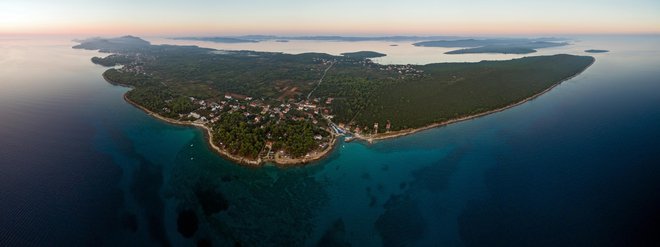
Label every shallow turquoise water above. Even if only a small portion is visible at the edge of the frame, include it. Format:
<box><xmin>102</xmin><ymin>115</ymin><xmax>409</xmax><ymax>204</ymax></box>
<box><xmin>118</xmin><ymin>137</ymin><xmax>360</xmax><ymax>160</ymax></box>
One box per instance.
<box><xmin>1</xmin><ymin>36</ymin><xmax>659</xmax><ymax>246</ymax></box>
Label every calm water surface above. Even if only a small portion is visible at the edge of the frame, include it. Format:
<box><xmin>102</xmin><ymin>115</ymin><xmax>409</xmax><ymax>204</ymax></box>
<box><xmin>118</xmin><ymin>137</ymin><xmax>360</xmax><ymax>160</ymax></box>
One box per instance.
<box><xmin>1</xmin><ymin>36</ymin><xmax>659</xmax><ymax>246</ymax></box>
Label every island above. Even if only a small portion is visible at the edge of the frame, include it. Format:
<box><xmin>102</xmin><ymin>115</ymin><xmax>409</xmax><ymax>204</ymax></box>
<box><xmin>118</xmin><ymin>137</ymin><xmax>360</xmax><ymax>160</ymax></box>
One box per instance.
<box><xmin>173</xmin><ymin>35</ymin><xmax>462</xmax><ymax>43</ymax></box>
<box><xmin>585</xmin><ymin>49</ymin><xmax>609</xmax><ymax>53</ymax></box>
<box><xmin>171</xmin><ymin>37</ymin><xmax>259</xmax><ymax>43</ymax></box>
<box><xmin>340</xmin><ymin>51</ymin><xmax>387</xmax><ymax>59</ymax></box>
<box><xmin>413</xmin><ymin>38</ymin><xmax>569</xmax><ymax>54</ymax></box>
<box><xmin>74</xmin><ymin>36</ymin><xmax>594</xmax><ymax>166</ymax></box>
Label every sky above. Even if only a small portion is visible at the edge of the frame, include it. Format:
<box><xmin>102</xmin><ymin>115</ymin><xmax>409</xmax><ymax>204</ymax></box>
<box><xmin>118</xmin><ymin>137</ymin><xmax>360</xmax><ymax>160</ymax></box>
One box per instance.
<box><xmin>1</xmin><ymin>0</ymin><xmax>659</xmax><ymax>36</ymax></box>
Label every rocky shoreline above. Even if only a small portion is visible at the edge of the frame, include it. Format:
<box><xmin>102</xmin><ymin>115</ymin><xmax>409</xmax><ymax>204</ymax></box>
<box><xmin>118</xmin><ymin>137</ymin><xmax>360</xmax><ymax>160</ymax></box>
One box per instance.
<box><xmin>103</xmin><ymin>74</ymin><xmax>338</xmax><ymax>167</ymax></box>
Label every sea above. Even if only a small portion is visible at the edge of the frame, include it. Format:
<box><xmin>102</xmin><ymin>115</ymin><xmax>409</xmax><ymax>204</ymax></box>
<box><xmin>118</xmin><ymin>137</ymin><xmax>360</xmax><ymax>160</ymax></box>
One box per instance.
<box><xmin>1</xmin><ymin>35</ymin><xmax>659</xmax><ymax>246</ymax></box>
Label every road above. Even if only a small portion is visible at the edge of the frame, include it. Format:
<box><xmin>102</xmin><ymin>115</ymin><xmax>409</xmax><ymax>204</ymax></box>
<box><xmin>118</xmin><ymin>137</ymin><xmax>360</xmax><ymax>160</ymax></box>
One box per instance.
<box><xmin>306</xmin><ymin>61</ymin><xmax>334</xmax><ymax>100</ymax></box>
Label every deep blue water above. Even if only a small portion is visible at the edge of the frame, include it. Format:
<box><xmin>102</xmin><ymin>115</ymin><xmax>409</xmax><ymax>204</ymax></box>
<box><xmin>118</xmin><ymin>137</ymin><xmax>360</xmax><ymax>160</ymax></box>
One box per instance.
<box><xmin>1</xmin><ymin>36</ymin><xmax>659</xmax><ymax>246</ymax></box>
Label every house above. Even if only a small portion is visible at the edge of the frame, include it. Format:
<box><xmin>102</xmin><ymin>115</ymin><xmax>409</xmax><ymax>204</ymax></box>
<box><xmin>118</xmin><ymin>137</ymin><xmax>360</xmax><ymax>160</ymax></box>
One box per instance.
<box><xmin>303</xmin><ymin>103</ymin><xmax>317</xmax><ymax>109</ymax></box>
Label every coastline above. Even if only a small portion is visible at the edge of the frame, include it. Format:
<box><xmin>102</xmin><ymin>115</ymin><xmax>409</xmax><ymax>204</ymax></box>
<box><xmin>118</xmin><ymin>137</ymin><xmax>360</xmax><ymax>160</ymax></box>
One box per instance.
<box><xmin>355</xmin><ymin>58</ymin><xmax>595</xmax><ymax>143</ymax></box>
<box><xmin>122</xmin><ymin>94</ymin><xmax>259</xmax><ymax>166</ymax></box>
<box><xmin>103</xmin><ymin>74</ymin><xmax>338</xmax><ymax>167</ymax></box>
<box><xmin>104</xmin><ymin>57</ymin><xmax>593</xmax><ymax>166</ymax></box>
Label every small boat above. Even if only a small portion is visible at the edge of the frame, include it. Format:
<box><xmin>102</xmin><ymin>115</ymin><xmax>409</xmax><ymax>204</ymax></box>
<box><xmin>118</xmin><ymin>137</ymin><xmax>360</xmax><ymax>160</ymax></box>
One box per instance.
<box><xmin>190</xmin><ymin>157</ymin><xmax>194</xmax><ymax>160</ymax></box>
<box><xmin>344</xmin><ymin>136</ymin><xmax>355</xmax><ymax>142</ymax></box>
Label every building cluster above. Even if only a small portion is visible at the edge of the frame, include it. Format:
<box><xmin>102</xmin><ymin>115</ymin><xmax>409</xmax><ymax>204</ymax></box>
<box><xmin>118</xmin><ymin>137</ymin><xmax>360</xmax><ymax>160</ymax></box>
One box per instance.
<box><xmin>118</xmin><ymin>53</ymin><xmax>155</xmax><ymax>75</ymax></box>
<box><xmin>166</xmin><ymin>93</ymin><xmax>338</xmax><ymax>158</ymax></box>
<box><xmin>315</xmin><ymin>56</ymin><xmax>424</xmax><ymax>80</ymax></box>
<box><xmin>178</xmin><ymin>93</ymin><xmax>336</xmax><ymax>130</ymax></box>
<box><xmin>379</xmin><ymin>64</ymin><xmax>424</xmax><ymax>79</ymax></box>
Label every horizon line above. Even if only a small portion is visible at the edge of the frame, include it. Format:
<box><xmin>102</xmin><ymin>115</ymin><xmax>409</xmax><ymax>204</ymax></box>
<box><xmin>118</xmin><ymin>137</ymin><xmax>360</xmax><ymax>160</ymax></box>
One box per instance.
<box><xmin>3</xmin><ymin>31</ymin><xmax>660</xmax><ymax>38</ymax></box>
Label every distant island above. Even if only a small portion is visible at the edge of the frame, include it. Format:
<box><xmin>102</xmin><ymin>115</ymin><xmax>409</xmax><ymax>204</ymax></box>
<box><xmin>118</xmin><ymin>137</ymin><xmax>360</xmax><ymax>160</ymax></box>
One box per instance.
<box><xmin>172</xmin><ymin>36</ymin><xmax>570</xmax><ymax>55</ymax></box>
<box><xmin>75</xmin><ymin>36</ymin><xmax>594</xmax><ymax>166</ymax></box>
<box><xmin>172</xmin><ymin>37</ymin><xmax>259</xmax><ymax>43</ymax></box>
<box><xmin>414</xmin><ymin>38</ymin><xmax>569</xmax><ymax>54</ymax></box>
<box><xmin>173</xmin><ymin>35</ymin><xmax>463</xmax><ymax>43</ymax></box>
<box><xmin>585</xmin><ymin>49</ymin><xmax>609</xmax><ymax>53</ymax></box>
<box><xmin>340</xmin><ymin>51</ymin><xmax>386</xmax><ymax>59</ymax></box>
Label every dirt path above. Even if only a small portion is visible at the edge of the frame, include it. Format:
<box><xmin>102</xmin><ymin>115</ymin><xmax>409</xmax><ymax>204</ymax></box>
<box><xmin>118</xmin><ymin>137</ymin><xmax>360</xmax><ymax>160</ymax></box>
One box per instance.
<box><xmin>307</xmin><ymin>62</ymin><xmax>334</xmax><ymax>100</ymax></box>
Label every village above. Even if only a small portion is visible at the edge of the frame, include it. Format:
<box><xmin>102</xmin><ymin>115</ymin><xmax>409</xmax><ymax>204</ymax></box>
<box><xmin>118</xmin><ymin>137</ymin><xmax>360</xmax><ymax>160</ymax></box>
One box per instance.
<box><xmin>171</xmin><ymin>91</ymin><xmax>338</xmax><ymax>160</ymax></box>
<box><xmin>315</xmin><ymin>57</ymin><xmax>425</xmax><ymax>80</ymax></box>
<box><xmin>105</xmin><ymin>50</ymin><xmax>423</xmax><ymax>162</ymax></box>
<box><xmin>163</xmin><ymin>86</ymin><xmax>399</xmax><ymax>161</ymax></box>
<box><xmin>167</xmin><ymin>55</ymin><xmax>414</xmax><ymax>142</ymax></box>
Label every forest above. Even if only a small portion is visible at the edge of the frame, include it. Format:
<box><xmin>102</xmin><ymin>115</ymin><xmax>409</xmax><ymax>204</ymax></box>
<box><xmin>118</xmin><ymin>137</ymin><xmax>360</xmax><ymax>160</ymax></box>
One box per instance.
<box><xmin>76</xmin><ymin>36</ymin><xmax>593</xmax><ymax>160</ymax></box>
